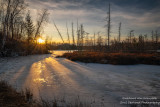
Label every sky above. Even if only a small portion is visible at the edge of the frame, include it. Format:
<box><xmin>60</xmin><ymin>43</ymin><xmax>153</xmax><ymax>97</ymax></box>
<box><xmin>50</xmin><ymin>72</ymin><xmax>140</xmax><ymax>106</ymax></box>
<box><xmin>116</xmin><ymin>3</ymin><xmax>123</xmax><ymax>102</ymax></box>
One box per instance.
<box><xmin>26</xmin><ymin>0</ymin><xmax>160</xmax><ymax>42</ymax></box>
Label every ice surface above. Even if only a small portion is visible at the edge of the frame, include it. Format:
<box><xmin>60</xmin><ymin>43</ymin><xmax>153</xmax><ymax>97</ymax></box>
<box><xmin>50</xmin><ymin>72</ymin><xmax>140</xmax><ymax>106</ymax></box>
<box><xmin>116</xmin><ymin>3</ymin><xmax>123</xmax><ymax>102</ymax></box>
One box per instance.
<box><xmin>0</xmin><ymin>51</ymin><xmax>160</xmax><ymax>107</ymax></box>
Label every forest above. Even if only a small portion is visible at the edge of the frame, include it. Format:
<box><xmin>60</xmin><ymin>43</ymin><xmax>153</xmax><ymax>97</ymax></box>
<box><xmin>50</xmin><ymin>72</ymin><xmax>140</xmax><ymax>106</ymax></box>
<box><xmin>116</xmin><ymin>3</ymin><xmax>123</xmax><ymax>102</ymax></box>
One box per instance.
<box><xmin>0</xmin><ymin>0</ymin><xmax>49</xmax><ymax>57</ymax></box>
<box><xmin>0</xmin><ymin>0</ymin><xmax>160</xmax><ymax>61</ymax></box>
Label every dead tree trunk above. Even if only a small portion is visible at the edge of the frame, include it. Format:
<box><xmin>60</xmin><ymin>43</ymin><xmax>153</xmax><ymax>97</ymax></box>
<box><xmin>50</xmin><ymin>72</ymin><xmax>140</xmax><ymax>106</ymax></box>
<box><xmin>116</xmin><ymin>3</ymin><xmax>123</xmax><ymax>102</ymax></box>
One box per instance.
<box><xmin>80</xmin><ymin>24</ymin><xmax>84</xmax><ymax>51</ymax></box>
<box><xmin>35</xmin><ymin>9</ymin><xmax>48</xmax><ymax>38</ymax></box>
<box><xmin>1</xmin><ymin>0</ymin><xmax>11</xmax><ymax>52</ymax></box>
<box><xmin>66</xmin><ymin>22</ymin><xmax>70</xmax><ymax>51</ymax></box>
<box><xmin>152</xmin><ymin>31</ymin><xmax>154</xmax><ymax>43</ymax></box>
<box><xmin>107</xmin><ymin>3</ymin><xmax>111</xmax><ymax>49</ymax></box>
<box><xmin>53</xmin><ymin>20</ymin><xmax>64</xmax><ymax>44</ymax></box>
<box><xmin>93</xmin><ymin>32</ymin><xmax>96</xmax><ymax>51</ymax></box>
<box><xmin>72</xmin><ymin>22</ymin><xmax>75</xmax><ymax>45</ymax></box>
<box><xmin>66</xmin><ymin>22</ymin><xmax>70</xmax><ymax>44</ymax></box>
<box><xmin>77</xmin><ymin>19</ymin><xmax>80</xmax><ymax>50</ymax></box>
<box><xmin>118</xmin><ymin>22</ymin><xmax>121</xmax><ymax>43</ymax></box>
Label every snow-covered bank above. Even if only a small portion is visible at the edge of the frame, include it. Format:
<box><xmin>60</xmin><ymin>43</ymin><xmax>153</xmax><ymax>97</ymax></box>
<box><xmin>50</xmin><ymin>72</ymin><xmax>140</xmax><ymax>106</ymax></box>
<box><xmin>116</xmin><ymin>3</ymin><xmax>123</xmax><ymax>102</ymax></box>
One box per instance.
<box><xmin>0</xmin><ymin>51</ymin><xmax>160</xmax><ymax>107</ymax></box>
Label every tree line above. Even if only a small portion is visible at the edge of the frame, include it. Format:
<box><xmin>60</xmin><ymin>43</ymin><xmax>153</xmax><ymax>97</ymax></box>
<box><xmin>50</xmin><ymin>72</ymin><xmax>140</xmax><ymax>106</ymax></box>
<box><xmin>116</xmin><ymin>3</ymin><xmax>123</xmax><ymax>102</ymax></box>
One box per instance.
<box><xmin>0</xmin><ymin>0</ymin><xmax>49</xmax><ymax>56</ymax></box>
<box><xmin>50</xmin><ymin>3</ymin><xmax>160</xmax><ymax>53</ymax></box>
<box><xmin>0</xmin><ymin>1</ymin><xmax>159</xmax><ymax>56</ymax></box>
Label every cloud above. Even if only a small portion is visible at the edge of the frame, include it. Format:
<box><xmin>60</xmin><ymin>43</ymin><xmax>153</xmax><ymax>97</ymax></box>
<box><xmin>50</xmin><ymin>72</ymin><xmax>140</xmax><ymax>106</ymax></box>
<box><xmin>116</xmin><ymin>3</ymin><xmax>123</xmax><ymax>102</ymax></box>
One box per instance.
<box><xmin>26</xmin><ymin>0</ymin><xmax>160</xmax><ymax>41</ymax></box>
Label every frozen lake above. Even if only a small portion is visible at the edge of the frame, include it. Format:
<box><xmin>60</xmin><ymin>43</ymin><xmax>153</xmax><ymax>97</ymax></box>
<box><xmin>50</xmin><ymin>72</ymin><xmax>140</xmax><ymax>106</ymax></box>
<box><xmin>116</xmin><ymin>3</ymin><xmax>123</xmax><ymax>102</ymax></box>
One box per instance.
<box><xmin>0</xmin><ymin>51</ymin><xmax>160</xmax><ymax>107</ymax></box>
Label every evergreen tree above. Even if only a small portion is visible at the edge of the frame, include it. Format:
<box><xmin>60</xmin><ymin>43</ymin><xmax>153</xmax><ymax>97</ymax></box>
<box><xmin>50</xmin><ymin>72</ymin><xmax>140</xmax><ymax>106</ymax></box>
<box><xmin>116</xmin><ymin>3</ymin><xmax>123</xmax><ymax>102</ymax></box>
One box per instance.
<box><xmin>25</xmin><ymin>11</ymin><xmax>34</xmax><ymax>54</ymax></box>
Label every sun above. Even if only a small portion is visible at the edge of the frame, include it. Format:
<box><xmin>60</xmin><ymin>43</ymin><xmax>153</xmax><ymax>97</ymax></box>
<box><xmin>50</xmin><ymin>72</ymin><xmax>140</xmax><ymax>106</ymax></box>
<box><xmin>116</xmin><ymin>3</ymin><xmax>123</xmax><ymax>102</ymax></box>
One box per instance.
<box><xmin>37</xmin><ymin>38</ymin><xmax>45</xmax><ymax>44</ymax></box>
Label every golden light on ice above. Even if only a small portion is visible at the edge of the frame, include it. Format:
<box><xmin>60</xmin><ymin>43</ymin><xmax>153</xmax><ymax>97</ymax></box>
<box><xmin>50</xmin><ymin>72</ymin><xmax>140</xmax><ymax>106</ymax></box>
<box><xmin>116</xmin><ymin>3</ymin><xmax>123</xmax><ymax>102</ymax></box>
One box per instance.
<box><xmin>37</xmin><ymin>38</ymin><xmax>45</xmax><ymax>44</ymax></box>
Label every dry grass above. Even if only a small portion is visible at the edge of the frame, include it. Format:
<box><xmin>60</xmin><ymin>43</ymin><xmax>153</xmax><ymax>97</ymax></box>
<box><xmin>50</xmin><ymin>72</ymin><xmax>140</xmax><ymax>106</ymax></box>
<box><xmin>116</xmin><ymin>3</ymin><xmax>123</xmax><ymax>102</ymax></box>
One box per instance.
<box><xmin>0</xmin><ymin>81</ymin><xmax>32</xmax><ymax>107</ymax></box>
<box><xmin>0</xmin><ymin>81</ymin><xmax>92</xmax><ymax>107</ymax></box>
<box><xmin>60</xmin><ymin>51</ymin><xmax>160</xmax><ymax>65</ymax></box>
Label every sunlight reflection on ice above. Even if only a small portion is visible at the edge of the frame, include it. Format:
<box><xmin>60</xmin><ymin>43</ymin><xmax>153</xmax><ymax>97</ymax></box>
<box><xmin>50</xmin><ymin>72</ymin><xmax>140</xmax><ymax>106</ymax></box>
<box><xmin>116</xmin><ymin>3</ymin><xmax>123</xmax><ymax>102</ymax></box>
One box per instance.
<box><xmin>1</xmin><ymin>51</ymin><xmax>160</xmax><ymax>107</ymax></box>
<box><xmin>33</xmin><ymin>78</ymin><xmax>46</xmax><ymax>83</ymax></box>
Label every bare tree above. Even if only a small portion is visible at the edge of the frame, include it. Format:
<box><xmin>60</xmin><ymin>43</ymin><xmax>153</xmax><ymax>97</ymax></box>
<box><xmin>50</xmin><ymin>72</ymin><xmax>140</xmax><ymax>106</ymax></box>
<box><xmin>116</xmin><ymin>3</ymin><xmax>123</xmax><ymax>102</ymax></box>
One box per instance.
<box><xmin>97</xmin><ymin>32</ymin><xmax>103</xmax><ymax>51</ymax></box>
<box><xmin>35</xmin><ymin>9</ymin><xmax>49</xmax><ymax>38</ymax></box>
<box><xmin>85</xmin><ymin>32</ymin><xmax>89</xmax><ymax>46</ymax></box>
<box><xmin>10</xmin><ymin>0</ymin><xmax>26</xmax><ymax>40</ymax></box>
<box><xmin>118</xmin><ymin>22</ymin><xmax>121</xmax><ymax>42</ymax></box>
<box><xmin>93</xmin><ymin>32</ymin><xmax>96</xmax><ymax>47</ymax></box>
<box><xmin>79</xmin><ymin>24</ymin><xmax>85</xmax><ymax>51</ymax></box>
<box><xmin>129</xmin><ymin>30</ymin><xmax>134</xmax><ymax>43</ymax></box>
<box><xmin>155</xmin><ymin>30</ymin><xmax>158</xmax><ymax>44</ymax></box>
<box><xmin>66</xmin><ymin>22</ymin><xmax>70</xmax><ymax>44</ymax></box>
<box><xmin>1</xmin><ymin>0</ymin><xmax>11</xmax><ymax>51</ymax></box>
<box><xmin>77</xmin><ymin>19</ymin><xmax>80</xmax><ymax>47</ymax></box>
<box><xmin>151</xmin><ymin>30</ymin><xmax>154</xmax><ymax>43</ymax></box>
<box><xmin>106</xmin><ymin>2</ymin><xmax>111</xmax><ymax>49</ymax></box>
<box><xmin>1</xmin><ymin>0</ymin><xmax>26</xmax><ymax>52</ymax></box>
<box><xmin>71</xmin><ymin>22</ymin><xmax>75</xmax><ymax>45</ymax></box>
<box><xmin>53</xmin><ymin>20</ymin><xmax>64</xmax><ymax>43</ymax></box>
